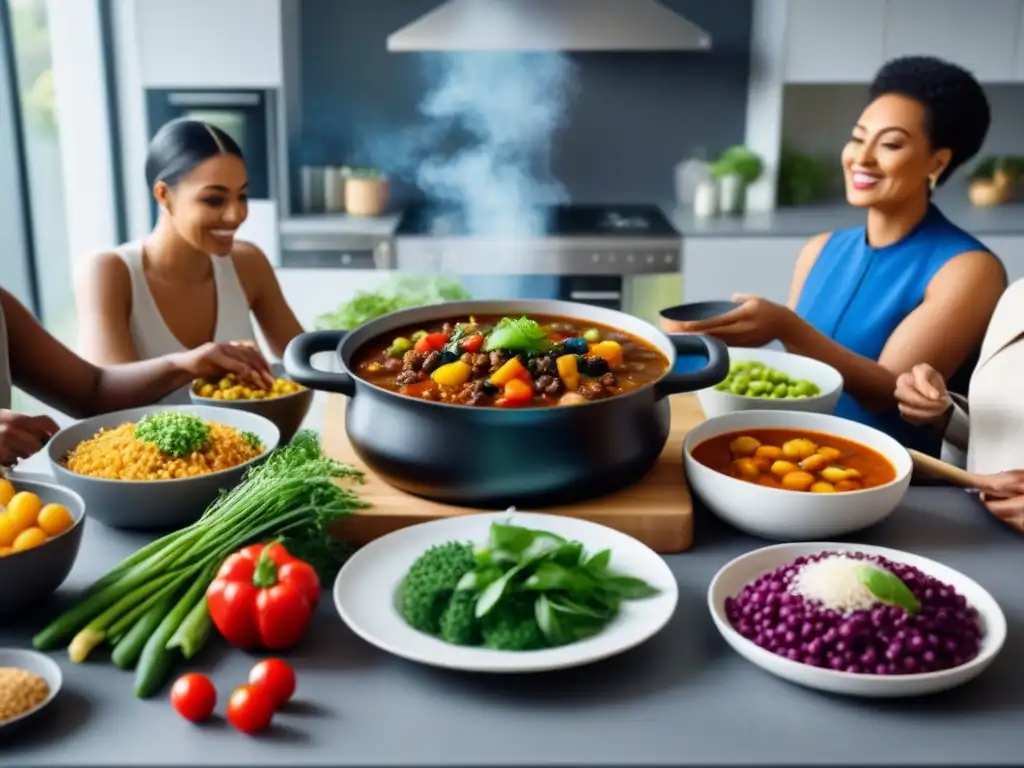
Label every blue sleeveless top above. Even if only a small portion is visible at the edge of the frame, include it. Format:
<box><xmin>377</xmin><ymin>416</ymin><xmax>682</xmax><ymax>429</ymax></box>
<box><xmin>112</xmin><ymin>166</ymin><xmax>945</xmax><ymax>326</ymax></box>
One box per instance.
<box><xmin>795</xmin><ymin>204</ymin><xmax>993</xmax><ymax>455</ymax></box>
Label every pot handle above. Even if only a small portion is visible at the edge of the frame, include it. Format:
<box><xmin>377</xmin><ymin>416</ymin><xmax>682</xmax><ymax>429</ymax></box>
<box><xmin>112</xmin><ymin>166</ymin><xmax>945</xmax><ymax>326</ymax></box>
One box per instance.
<box><xmin>655</xmin><ymin>333</ymin><xmax>730</xmax><ymax>398</ymax></box>
<box><xmin>283</xmin><ymin>330</ymin><xmax>356</xmax><ymax>397</ymax></box>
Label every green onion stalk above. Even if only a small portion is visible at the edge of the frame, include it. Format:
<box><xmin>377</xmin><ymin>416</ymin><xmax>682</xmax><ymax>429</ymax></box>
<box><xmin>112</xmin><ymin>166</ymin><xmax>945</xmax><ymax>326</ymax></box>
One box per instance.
<box><xmin>33</xmin><ymin>431</ymin><xmax>368</xmax><ymax>682</ymax></box>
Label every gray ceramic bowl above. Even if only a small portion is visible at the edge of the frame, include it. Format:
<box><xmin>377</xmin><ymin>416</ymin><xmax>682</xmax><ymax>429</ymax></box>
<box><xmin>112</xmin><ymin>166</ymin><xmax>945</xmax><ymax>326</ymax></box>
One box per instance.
<box><xmin>45</xmin><ymin>404</ymin><xmax>280</xmax><ymax>531</ymax></box>
<box><xmin>0</xmin><ymin>478</ymin><xmax>85</xmax><ymax>619</ymax></box>
<box><xmin>188</xmin><ymin>362</ymin><xmax>313</xmax><ymax>444</ymax></box>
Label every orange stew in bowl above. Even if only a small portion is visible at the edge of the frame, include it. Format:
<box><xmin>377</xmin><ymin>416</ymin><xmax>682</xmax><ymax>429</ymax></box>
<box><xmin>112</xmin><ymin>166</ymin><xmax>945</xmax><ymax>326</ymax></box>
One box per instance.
<box><xmin>690</xmin><ymin>429</ymin><xmax>896</xmax><ymax>493</ymax></box>
<box><xmin>351</xmin><ymin>314</ymin><xmax>669</xmax><ymax>407</ymax></box>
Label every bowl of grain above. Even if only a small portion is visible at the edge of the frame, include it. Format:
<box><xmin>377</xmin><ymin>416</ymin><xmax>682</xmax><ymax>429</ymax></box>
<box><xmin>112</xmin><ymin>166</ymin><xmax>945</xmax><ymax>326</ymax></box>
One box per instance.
<box><xmin>0</xmin><ymin>478</ymin><xmax>86</xmax><ymax>618</ymax></box>
<box><xmin>0</xmin><ymin>648</ymin><xmax>62</xmax><ymax>731</ymax></box>
<box><xmin>190</xmin><ymin>362</ymin><xmax>313</xmax><ymax>444</ymax></box>
<box><xmin>45</xmin><ymin>404</ymin><xmax>280</xmax><ymax>531</ymax></box>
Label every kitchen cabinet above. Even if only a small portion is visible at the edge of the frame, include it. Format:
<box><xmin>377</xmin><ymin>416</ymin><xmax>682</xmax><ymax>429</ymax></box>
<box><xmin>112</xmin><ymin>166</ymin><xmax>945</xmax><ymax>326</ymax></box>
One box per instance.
<box><xmin>783</xmin><ymin>0</ymin><xmax>887</xmax><ymax>83</ymax></box>
<box><xmin>133</xmin><ymin>0</ymin><xmax>283</xmax><ymax>87</ymax></box>
<box><xmin>883</xmin><ymin>0</ymin><xmax>1022</xmax><ymax>83</ymax></box>
<box><xmin>682</xmin><ymin>237</ymin><xmax>806</xmax><ymax>307</ymax></box>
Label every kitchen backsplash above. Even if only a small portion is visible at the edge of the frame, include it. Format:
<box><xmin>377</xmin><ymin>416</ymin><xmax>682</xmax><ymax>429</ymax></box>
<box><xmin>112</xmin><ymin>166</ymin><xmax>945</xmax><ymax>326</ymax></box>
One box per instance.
<box><xmin>292</xmin><ymin>0</ymin><xmax>753</xmax><ymax>210</ymax></box>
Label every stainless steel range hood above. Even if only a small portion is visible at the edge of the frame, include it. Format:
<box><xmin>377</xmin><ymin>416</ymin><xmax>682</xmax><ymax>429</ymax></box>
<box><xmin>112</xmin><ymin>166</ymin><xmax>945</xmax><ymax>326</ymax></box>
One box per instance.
<box><xmin>386</xmin><ymin>0</ymin><xmax>712</xmax><ymax>52</ymax></box>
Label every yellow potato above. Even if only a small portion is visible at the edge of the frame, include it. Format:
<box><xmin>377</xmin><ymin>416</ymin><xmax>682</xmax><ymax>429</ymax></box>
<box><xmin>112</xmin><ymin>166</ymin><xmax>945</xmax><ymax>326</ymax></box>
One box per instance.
<box><xmin>817</xmin><ymin>446</ymin><xmax>842</xmax><ymax>462</ymax></box>
<box><xmin>38</xmin><ymin>504</ymin><xmax>74</xmax><ymax>537</ymax></box>
<box><xmin>835</xmin><ymin>479</ymin><xmax>862</xmax><ymax>492</ymax></box>
<box><xmin>757</xmin><ymin>474</ymin><xmax>781</xmax><ymax>488</ymax></box>
<box><xmin>843</xmin><ymin>468</ymin><xmax>862</xmax><ymax>480</ymax></box>
<box><xmin>820</xmin><ymin>466</ymin><xmax>849</xmax><ymax>483</ymax></box>
<box><xmin>729</xmin><ymin>436</ymin><xmax>761</xmax><ymax>457</ymax></box>
<box><xmin>752</xmin><ymin>457</ymin><xmax>772</xmax><ymax>473</ymax></box>
<box><xmin>732</xmin><ymin>458</ymin><xmax>762</xmax><ymax>480</ymax></box>
<box><xmin>810</xmin><ymin>481</ymin><xmax>836</xmax><ymax>493</ymax></box>
<box><xmin>800</xmin><ymin>453</ymin><xmax>830</xmax><ymax>472</ymax></box>
<box><xmin>12</xmin><ymin>527</ymin><xmax>48</xmax><ymax>552</ymax></box>
<box><xmin>754</xmin><ymin>445</ymin><xmax>783</xmax><ymax>461</ymax></box>
<box><xmin>781</xmin><ymin>471</ymin><xmax>816</xmax><ymax>492</ymax></box>
<box><xmin>781</xmin><ymin>438</ymin><xmax>817</xmax><ymax>460</ymax></box>
<box><xmin>770</xmin><ymin>460</ymin><xmax>800</xmax><ymax>477</ymax></box>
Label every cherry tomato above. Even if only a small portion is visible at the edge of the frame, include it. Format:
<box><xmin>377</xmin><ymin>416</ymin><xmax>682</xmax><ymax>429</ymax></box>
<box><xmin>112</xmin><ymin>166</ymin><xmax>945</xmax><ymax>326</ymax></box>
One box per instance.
<box><xmin>226</xmin><ymin>684</ymin><xmax>276</xmax><ymax>735</ymax></box>
<box><xmin>169</xmin><ymin>673</ymin><xmax>217</xmax><ymax>723</ymax></box>
<box><xmin>248</xmin><ymin>658</ymin><xmax>296</xmax><ymax>707</ymax></box>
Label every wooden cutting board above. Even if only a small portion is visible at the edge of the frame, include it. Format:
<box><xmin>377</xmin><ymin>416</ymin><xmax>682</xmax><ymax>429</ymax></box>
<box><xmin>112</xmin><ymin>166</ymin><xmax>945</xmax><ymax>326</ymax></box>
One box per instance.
<box><xmin>322</xmin><ymin>394</ymin><xmax>706</xmax><ymax>553</ymax></box>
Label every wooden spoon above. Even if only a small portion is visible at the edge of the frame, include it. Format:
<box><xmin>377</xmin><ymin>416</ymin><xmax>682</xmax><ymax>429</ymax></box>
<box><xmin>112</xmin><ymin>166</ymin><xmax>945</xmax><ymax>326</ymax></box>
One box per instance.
<box><xmin>907</xmin><ymin>449</ymin><xmax>986</xmax><ymax>489</ymax></box>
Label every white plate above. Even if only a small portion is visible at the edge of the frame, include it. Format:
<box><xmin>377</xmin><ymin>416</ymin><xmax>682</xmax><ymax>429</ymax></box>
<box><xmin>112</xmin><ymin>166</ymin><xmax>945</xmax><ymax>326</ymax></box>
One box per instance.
<box><xmin>0</xmin><ymin>648</ymin><xmax>63</xmax><ymax>729</ymax></box>
<box><xmin>334</xmin><ymin>510</ymin><xmax>679</xmax><ymax>673</ymax></box>
<box><xmin>708</xmin><ymin>542</ymin><xmax>1007</xmax><ymax>698</ymax></box>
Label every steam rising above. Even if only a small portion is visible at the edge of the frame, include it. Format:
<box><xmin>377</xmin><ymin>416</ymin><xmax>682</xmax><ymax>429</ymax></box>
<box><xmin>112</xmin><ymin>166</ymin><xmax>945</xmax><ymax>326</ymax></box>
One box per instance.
<box><xmin>358</xmin><ymin>44</ymin><xmax>577</xmax><ymax>238</ymax></box>
<box><xmin>416</xmin><ymin>52</ymin><xmax>576</xmax><ymax>235</ymax></box>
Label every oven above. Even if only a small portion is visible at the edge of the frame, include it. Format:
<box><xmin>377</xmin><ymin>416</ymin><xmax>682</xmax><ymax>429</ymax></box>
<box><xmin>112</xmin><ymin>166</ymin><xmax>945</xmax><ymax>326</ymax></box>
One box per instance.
<box><xmin>145</xmin><ymin>88</ymin><xmax>278</xmax><ymax>222</ymax></box>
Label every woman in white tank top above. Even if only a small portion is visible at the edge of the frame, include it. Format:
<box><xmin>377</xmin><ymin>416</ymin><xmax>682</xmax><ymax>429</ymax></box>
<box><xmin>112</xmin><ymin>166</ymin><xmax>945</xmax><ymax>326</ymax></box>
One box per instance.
<box><xmin>75</xmin><ymin>119</ymin><xmax>303</xmax><ymax>403</ymax></box>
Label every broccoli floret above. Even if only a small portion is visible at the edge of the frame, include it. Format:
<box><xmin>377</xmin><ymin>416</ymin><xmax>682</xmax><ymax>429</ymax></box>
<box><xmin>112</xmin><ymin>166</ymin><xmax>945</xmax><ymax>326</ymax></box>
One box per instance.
<box><xmin>400</xmin><ymin>541</ymin><xmax>475</xmax><ymax>635</ymax></box>
<box><xmin>480</xmin><ymin>595</ymin><xmax>547</xmax><ymax>651</ymax></box>
<box><xmin>439</xmin><ymin>588</ymin><xmax>481</xmax><ymax>646</ymax></box>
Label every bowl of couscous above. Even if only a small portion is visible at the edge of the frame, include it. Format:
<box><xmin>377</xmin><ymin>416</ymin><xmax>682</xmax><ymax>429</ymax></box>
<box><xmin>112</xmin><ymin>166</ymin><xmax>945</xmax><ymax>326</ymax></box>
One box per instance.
<box><xmin>0</xmin><ymin>476</ymin><xmax>85</xmax><ymax>618</ymax></box>
<box><xmin>45</xmin><ymin>404</ymin><xmax>280</xmax><ymax>531</ymax></box>
<box><xmin>189</xmin><ymin>362</ymin><xmax>313</xmax><ymax>445</ymax></box>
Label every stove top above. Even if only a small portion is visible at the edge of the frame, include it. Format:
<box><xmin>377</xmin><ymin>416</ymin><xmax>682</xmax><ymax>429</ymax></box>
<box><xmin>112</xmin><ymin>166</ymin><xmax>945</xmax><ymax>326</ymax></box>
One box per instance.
<box><xmin>394</xmin><ymin>203</ymin><xmax>679</xmax><ymax>238</ymax></box>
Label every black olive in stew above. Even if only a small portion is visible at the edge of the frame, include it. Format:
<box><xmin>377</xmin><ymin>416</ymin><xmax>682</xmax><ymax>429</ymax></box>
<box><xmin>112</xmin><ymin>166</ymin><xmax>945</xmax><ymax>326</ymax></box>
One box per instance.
<box><xmin>350</xmin><ymin>314</ymin><xmax>670</xmax><ymax>408</ymax></box>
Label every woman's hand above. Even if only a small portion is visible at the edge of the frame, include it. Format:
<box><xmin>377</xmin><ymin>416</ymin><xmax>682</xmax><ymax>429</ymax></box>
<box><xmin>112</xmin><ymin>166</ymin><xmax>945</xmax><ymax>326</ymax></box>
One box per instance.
<box><xmin>894</xmin><ymin>363</ymin><xmax>953</xmax><ymax>425</ymax></box>
<box><xmin>172</xmin><ymin>342</ymin><xmax>275</xmax><ymax>390</ymax></box>
<box><xmin>661</xmin><ymin>293</ymin><xmax>797</xmax><ymax>347</ymax></box>
<box><xmin>975</xmin><ymin>470</ymin><xmax>1024</xmax><ymax>533</ymax></box>
<box><xmin>0</xmin><ymin>410</ymin><xmax>60</xmax><ymax>467</ymax></box>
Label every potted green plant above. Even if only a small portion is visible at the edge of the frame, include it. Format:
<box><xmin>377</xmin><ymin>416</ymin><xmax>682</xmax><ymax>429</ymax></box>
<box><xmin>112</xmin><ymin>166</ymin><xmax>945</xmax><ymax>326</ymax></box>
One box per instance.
<box><xmin>710</xmin><ymin>146</ymin><xmax>764</xmax><ymax>215</ymax></box>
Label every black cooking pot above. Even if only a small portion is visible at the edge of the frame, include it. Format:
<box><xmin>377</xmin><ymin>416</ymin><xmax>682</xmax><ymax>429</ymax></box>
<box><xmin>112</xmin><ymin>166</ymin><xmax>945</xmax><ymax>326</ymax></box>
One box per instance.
<box><xmin>284</xmin><ymin>300</ymin><xmax>728</xmax><ymax>509</ymax></box>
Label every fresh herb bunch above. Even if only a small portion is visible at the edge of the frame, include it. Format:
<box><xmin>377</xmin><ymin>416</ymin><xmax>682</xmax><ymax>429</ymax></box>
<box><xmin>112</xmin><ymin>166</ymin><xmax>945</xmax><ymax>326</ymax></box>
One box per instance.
<box><xmin>33</xmin><ymin>430</ymin><xmax>368</xmax><ymax>697</ymax></box>
<box><xmin>400</xmin><ymin>520</ymin><xmax>658</xmax><ymax>651</ymax></box>
<box><xmin>134</xmin><ymin>412</ymin><xmax>211</xmax><ymax>457</ymax></box>
<box><xmin>483</xmin><ymin>316</ymin><xmax>552</xmax><ymax>355</ymax></box>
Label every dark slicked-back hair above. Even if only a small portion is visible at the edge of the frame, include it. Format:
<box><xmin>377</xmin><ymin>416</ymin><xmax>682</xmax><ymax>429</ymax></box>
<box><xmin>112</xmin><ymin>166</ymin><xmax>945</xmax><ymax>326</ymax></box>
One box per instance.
<box><xmin>868</xmin><ymin>56</ymin><xmax>990</xmax><ymax>186</ymax></box>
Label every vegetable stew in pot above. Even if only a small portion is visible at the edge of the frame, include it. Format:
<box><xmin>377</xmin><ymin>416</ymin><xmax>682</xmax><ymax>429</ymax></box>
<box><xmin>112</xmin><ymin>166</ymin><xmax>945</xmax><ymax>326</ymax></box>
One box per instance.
<box><xmin>351</xmin><ymin>314</ymin><xmax>670</xmax><ymax>407</ymax></box>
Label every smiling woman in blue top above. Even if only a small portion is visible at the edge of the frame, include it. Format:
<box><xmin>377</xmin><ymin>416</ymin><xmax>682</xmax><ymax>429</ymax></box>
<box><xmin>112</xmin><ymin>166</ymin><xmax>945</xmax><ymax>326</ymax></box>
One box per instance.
<box><xmin>669</xmin><ymin>56</ymin><xmax>1007</xmax><ymax>455</ymax></box>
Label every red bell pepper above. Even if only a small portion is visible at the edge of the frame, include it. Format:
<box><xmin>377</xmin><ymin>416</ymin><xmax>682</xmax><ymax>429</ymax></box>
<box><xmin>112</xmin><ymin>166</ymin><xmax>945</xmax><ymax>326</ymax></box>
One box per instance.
<box><xmin>206</xmin><ymin>542</ymin><xmax>320</xmax><ymax>651</ymax></box>
<box><xmin>414</xmin><ymin>332</ymin><xmax>449</xmax><ymax>353</ymax></box>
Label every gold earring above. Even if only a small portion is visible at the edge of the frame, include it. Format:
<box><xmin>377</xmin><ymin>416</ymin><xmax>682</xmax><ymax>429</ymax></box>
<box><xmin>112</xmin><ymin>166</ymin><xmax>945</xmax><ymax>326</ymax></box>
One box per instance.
<box><xmin>928</xmin><ymin>176</ymin><xmax>938</xmax><ymax>191</ymax></box>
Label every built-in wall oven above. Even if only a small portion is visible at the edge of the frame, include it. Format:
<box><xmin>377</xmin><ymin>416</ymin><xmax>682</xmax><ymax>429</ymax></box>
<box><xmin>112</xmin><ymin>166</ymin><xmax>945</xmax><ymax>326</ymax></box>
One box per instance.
<box><xmin>144</xmin><ymin>88</ymin><xmax>278</xmax><ymax>222</ymax></box>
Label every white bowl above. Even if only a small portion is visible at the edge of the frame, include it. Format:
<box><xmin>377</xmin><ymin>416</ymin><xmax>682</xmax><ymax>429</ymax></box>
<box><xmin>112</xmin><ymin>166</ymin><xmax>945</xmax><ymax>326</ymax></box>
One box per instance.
<box><xmin>697</xmin><ymin>347</ymin><xmax>843</xmax><ymax>419</ymax></box>
<box><xmin>708</xmin><ymin>542</ymin><xmax>1007</xmax><ymax>698</ymax></box>
<box><xmin>684</xmin><ymin>410</ymin><xmax>912</xmax><ymax>540</ymax></box>
<box><xmin>0</xmin><ymin>648</ymin><xmax>63</xmax><ymax>729</ymax></box>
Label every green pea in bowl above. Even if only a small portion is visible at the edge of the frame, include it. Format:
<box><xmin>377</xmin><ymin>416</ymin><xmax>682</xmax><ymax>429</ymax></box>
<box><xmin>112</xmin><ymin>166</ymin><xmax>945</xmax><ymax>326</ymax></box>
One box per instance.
<box><xmin>697</xmin><ymin>347</ymin><xmax>843</xmax><ymax>418</ymax></box>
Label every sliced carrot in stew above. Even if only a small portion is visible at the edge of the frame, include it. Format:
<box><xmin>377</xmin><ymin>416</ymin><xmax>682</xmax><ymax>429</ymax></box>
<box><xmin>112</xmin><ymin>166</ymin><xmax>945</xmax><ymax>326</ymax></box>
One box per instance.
<box><xmin>556</xmin><ymin>354</ymin><xmax>580</xmax><ymax>391</ymax></box>
<box><xmin>489</xmin><ymin>357</ymin><xmax>530</xmax><ymax>387</ymax></box>
<box><xmin>502</xmin><ymin>378</ymin><xmax>534</xmax><ymax>403</ymax></box>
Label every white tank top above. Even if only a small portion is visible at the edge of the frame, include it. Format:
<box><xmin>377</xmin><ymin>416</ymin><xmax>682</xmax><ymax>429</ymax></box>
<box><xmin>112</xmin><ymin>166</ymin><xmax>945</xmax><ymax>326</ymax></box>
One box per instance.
<box><xmin>114</xmin><ymin>242</ymin><xmax>257</xmax><ymax>404</ymax></box>
<box><xmin>0</xmin><ymin>298</ymin><xmax>11</xmax><ymax>410</ymax></box>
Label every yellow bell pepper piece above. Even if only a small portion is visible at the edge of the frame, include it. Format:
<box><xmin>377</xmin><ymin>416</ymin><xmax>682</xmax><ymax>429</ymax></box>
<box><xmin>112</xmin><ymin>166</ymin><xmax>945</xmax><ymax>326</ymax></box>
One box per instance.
<box><xmin>589</xmin><ymin>340</ymin><xmax>624</xmax><ymax>368</ymax></box>
<box><xmin>489</xmin><ymin>357</ymin><xmax>529</xmax><ymax>387</ymax></box>
<box><xmin>556</xmin><ymin>354</ymin><xmax>579</xmax><ymax>391</ymax></box>
<box><xmin>431</xmin><ymin>361</ymin><xmax>472</xmax><ymax>387</ymax></box>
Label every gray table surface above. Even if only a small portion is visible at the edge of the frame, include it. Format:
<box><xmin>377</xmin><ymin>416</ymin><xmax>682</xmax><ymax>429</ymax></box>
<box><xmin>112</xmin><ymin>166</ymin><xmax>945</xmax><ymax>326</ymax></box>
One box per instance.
<box><xmin>2</xmin><ymin>482</ymin><xmax>1022</xmax><ymax>766</ymax></box>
